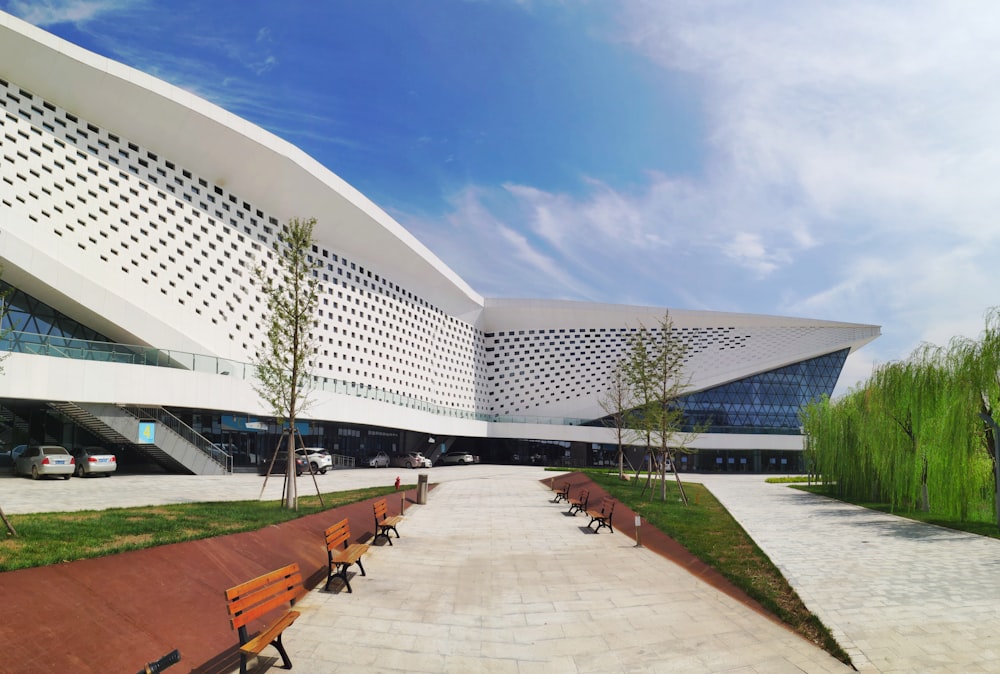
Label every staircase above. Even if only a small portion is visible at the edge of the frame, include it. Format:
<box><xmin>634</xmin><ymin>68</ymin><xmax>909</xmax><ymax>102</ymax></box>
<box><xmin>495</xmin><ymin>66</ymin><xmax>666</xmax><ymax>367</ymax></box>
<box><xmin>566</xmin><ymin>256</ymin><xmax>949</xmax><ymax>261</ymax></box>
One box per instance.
<box><xmin>48</xmin><ymin>402</ymin><xmax>229</xmax><ymax>475</ymax></box>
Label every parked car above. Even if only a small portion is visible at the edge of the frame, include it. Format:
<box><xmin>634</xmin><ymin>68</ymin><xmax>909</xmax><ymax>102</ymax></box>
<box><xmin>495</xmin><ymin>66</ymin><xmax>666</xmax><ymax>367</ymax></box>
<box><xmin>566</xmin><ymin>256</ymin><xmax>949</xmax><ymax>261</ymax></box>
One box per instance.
<box><xmin>438</xmin><ymin>452</ymin><xmax>474</xmax><ymax>465</ymax></box>
<box><xmin>257</xmin><ymin>452</ymin><xmax>307</xmax><ymax>476</ymax></box>
<box><xmin>390</xmin><ymin>451</ymin><xmax>431</xmax><ymax>469</ymax></box>
<box><xmin>0</xmin><ymin>444</ymin><xmax>19</xmax><ymax>468</ymax></box>
<box><xmin>368</xmin><ymin>451</ymin><xmax>390</xmax><ymax>468</ymax></box>
<box><xmin>296</xmin><ymin>447</ymin><xmax>332</xmax><ymax>474</ymax></box>
<box><xmin>71</xmin><ymin>446</ymin><xmax>117</xmax><ymax>477</ymax></box>
<box><xmin>13</xmin><ymin>445</ymin><xmax>74</xmax><ymax>479</ymax></box>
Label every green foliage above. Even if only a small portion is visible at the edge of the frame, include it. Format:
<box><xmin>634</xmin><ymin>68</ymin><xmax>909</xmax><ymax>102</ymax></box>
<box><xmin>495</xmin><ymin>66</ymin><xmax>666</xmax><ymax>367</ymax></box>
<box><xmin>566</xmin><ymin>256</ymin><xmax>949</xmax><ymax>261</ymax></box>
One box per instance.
<box><xmin>0</xmin><ymin>485</ymin><xmax>405</xmax><ymax>571</ymax></box>
<box><xmin>253</xmin><ymin>217</ymin><xmax>322</xmax><ymax>509</ymax></box>
<box><xmin>598</xmin><ymin>359</ymin><xmax>635</xmax><ymax>478</ymax></box>
<box><xmin>802</xmin><ymin>308</ymin><xmax>1000</xmax><ymax>525</ymax></box>
<box><xmin>620</xmin><ymin>312</ymin><xmax>700</xmax><ymax>502</ymax></box>
<box><xmin>254</xmin><ymin>217</ymin><xmax>322</xmax><ymax>425</ymax></box>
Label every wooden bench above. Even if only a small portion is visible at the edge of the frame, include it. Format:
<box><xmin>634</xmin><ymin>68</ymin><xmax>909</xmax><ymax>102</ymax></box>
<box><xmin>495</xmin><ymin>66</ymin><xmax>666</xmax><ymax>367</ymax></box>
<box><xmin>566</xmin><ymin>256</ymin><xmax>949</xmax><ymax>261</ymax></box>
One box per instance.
<box><xmin>586</xmin><ymin>497</ymin><xmax>616</xmax><ymax>533</ymax></box>
<box><xmin>567</xmin><ymin>488</ymin><xmax>589</xmax><ymax>516</ymax></box>
<box><xmin>373</xmin><ymin>498</ymin><xmax>403</xmax><ymax>545</ymax></box>
<box><xmin>551</xmin><ymin>481</ymin><xmax>570</xmax><ymax>503</ymax></box>
<box><xmin>324</xmin><ymin>518</ymin><xmax>370</xmax><ymax>593</ymax></box>
<box><xmin>224</xmin><ymin>562</ymin><xmax>306</xmax><ymax>674</ymax></box>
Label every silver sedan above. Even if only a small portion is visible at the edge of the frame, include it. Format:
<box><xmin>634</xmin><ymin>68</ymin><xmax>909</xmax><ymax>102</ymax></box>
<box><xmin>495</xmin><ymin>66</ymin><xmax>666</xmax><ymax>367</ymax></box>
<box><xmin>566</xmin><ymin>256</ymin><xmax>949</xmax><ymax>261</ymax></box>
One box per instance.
<box><xmin>14</xmin><ymin>445</ymin><xmax>75</xmax><ymax>480</ymax></box>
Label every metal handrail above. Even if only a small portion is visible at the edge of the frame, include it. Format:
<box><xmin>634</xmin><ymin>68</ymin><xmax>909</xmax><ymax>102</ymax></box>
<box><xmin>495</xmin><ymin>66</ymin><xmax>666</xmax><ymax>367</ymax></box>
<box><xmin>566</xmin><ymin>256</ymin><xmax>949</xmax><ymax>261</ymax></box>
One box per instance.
<box><xmin>119</xmin><ymin>405</ymin><xmax>232</xmax><ymax>472</ymax></box>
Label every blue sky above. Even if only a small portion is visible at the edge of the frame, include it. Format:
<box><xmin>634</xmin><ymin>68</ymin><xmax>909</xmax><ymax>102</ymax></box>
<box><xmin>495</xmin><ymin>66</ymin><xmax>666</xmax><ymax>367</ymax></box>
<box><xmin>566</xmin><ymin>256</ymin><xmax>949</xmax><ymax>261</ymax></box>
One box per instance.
<box><xmin>4</xmin><ymin>0</ymin><xmax>1000</xmax><ymax>395</ymax></box>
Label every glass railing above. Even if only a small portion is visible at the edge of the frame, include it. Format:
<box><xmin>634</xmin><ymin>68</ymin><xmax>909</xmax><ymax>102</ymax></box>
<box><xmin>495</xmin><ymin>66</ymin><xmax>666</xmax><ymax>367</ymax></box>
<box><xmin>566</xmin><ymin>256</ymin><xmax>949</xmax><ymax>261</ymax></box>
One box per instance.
<box><xmin>0</xmin><ymin>331</ymin><xmax>593</xmax><ymax>427</ymax></box>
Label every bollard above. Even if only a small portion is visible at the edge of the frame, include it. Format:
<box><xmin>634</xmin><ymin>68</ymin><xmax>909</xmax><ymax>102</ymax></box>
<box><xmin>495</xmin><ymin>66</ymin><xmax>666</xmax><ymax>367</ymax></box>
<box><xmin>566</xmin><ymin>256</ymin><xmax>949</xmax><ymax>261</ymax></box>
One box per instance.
<box><xmin>417</xmin><ymin>473</ymin><xmax>428</xmax><ymax>504</ymax></box>
<box><xmin>634</xmin><ymin>514</ymin><xmax>642</xmax><ymax>548</ymax></box>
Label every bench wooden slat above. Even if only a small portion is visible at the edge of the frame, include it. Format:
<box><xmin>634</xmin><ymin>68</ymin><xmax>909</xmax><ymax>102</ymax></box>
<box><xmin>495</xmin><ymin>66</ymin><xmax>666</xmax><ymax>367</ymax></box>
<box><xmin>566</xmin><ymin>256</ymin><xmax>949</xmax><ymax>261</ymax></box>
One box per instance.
<box><xmin>586</xmin><ymin>497</ymin><xmax>616</xmax><ymax>534</ymax></box>
<box><xmin>224</xmin><ymin>562</ymin><xmax>304</xmax><ymax>674</ymax></box>
<box><xmin>552</xmin><ymin>482</ymin><xmax>570</xmax><ymax>503</ymax></box>
<box><xmin>228</xmin><ymin>585</ymin><xmax>305</xmax><ymax>628</ymax></box>
<box><xmin>225</xmin><ymin>564</ymin><xmax>303</xmax><ymax>602</ymax></box>
<box><xmin>239</xmin><ymin>609</ymin><xmax>300</xmax><ymax>655</ymax></box>
<box><xmin>567</xmin><ymin>488</ymin><xmax>589</xmax><ymax>516</ymax></box>
<box><xmin>373</xmin><ymin>498</ymin><xmax>402</xmax><ymax>545</ymax></box>
<box><xmin>324</xmin><ymin>518</ymin><xmax>370</xmax><ymax>592</ymax></box>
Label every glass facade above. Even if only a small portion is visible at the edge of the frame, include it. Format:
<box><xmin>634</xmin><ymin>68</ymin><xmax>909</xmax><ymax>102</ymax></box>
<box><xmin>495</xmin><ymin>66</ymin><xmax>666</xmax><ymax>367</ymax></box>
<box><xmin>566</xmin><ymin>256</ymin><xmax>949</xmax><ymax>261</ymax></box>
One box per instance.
<box><xmin>675</xmin><ymin>349</ymin><xmax>849</xmax><ymax>434</ymax></box>
<box><xmin>1</xmin><ymin>281</ymin><xmax>113</xmax><ymax>344</ymax></box>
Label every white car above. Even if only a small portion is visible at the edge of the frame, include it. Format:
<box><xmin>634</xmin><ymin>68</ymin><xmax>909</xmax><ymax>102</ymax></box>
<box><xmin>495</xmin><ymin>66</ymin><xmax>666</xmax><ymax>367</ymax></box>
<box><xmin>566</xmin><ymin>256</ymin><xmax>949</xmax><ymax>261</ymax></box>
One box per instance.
<box><xmin>368</xmin><ymin>451</ymin><xmax>390</xmax><ymax>468</ymax></box>
<box><xmin>439</xmin><ymin>452</ymin><xmax>474</xmax><ymax>465</ymax></box>
<box><xmin>14</xmin><ymin>445</ymin><xmax>75</xmax><ymax>479</ymax></box>
<box><xmin>296</xmin><ymin>447</ymin><xmax>333</xmax><ymax>474</ymax></box>
<box><xmin>390</xmin><ymin>452</ymin><xmax>431</xmax><ymax>469</ymax></box>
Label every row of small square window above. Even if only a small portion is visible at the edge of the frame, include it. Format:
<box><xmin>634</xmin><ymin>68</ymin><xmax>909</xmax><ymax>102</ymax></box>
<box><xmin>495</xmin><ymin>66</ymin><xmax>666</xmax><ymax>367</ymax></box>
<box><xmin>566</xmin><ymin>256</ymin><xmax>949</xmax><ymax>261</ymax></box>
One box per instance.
<box><xmin>0</xmin><ymin>78</ymin><xmax>478</xmax><ymax>349</ymax></box>
<box><xmin>2</xmin><ymin>78</ymin><xmax>529</xmax><ymax>405</ymax></box>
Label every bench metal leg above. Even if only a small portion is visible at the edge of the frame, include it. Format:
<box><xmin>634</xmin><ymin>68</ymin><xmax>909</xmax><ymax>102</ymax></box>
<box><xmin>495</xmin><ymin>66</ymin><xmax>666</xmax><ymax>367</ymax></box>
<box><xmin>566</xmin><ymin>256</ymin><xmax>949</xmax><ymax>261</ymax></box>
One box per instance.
<box><xmin>589</xmin><ymin>516</ymin><xmax>613</xmax><ymax>533</ymax></box>
<box><xmin>239</xmin><ymin>633</ymin><xmax>294</xmax><ymax>673</ymax></box>
<box><xmin>338</xmin><ymin>563</ymin><xmax>353</xmax><ymax>593</ymax></box>
<box><xmin>271</xmin><ymin>632</ymin><xmax>293</xmax><ymax>670</ymax></box>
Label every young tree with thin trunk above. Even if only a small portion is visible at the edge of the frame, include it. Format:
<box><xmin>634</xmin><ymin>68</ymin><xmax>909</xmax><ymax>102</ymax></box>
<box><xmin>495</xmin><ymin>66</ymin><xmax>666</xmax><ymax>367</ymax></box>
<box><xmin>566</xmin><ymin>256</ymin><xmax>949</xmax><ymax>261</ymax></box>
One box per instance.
<box><xmin>253</xmin><ymin>217</ymin><xmax>322</xmax><ymax>510</ymax></box>
<box><xmin>649</xmin><ymin>312</ymin><xmax>697</xmax><ymax>503</ymax></box>
<box><xmin>626</xmin><ymin>313</ymin><xmax>698</xmax><ymax>503</ymax></box>
<box><xmin>624</xmin><ymin>325</ymin><xmax>658</xmax><ymax>495</ymax></box>
<box><xmin>599</xmin><ymin>359</ymin><xmax>635</xmax><ymax>480</ymax></box>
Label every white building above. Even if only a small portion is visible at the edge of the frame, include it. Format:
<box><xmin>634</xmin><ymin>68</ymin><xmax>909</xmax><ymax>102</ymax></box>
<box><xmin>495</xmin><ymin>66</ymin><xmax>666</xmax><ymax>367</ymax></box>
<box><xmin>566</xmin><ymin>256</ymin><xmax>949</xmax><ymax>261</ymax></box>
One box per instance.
<box><xmin>0</xmin><ymin>12</ymin><xmax>878</xmax><ymax>474</ymax></box>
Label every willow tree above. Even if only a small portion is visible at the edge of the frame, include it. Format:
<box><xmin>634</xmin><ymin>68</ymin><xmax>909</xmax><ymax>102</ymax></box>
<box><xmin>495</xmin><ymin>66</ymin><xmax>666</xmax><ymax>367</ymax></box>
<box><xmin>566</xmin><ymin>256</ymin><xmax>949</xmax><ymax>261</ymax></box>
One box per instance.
<box><xmin>946</xmin><ymin>310</ymin><xmax>1000</xmax><ymax>526</ymax></box>
<box><xmin>598</xmin><ymin>359</ymin><xmax>635</xmax><ymax>480</ymax></box>
<box><xmin>254</xmin><ymin>217</ymin><xmax>322</xmax><ymax>510</ymax></box>
<box><xmin>863</xmin><ymin>347</ymin><xmax>950</xmax><ymax>512</ymax></box>
<box><xmin>804</xmin><ymin>309</ymin><xmax>1000</xmax><ymax>525</ymax></box>
<box><xmin>802</xmin><ymin>388</ymin><xmax>876</xmax><ymax>500</ymax></box>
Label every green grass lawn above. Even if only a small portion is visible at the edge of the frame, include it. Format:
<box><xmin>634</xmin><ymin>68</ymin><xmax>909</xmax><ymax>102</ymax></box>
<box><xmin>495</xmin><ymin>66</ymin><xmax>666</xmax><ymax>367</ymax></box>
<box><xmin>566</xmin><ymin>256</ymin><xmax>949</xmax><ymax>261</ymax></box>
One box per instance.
<box><xmin>0</xmin><ymin>485</ymin><xmax>406</xmax><ymax>571</ymax></box>
<box><xmin>584</xmin><ymin>470</ymin><xmax>851</xmax><ymax>665</ymax></box>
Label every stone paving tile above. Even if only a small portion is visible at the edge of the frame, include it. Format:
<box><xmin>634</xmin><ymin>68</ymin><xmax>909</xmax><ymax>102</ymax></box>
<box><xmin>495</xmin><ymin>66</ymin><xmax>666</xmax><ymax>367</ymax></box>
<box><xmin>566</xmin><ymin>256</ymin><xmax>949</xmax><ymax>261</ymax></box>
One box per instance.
<box><xmin>271</xmin><ymin>474</ymin><xmax>848</xmax><ymax>674</ymax></box>
<box><xmin>694</xmin><ymin>474</ymin><xmax>1000</xmax><ymax>674</ymax></box>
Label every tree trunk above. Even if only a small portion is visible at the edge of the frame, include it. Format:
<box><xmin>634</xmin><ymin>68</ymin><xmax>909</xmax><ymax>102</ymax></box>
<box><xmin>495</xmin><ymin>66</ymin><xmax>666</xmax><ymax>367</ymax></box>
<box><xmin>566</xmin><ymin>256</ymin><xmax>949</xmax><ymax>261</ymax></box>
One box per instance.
<box><xmin>284</xmin><ymin>424</ymin><xmax>298</xmax><ymax>511</ymax></box>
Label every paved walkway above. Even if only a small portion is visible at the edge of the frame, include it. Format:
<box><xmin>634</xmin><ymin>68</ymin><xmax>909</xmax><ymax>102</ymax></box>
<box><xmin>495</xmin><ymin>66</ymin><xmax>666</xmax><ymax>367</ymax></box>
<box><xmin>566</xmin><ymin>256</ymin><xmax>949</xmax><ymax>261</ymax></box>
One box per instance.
<box><xmin>271</xmin><ymin>475</ymin><xmax>848</xmax><ymax>674</ymax></box>
<box><xmin>692</xmin><ymin>475</ymin><xmax>1000</xmax><ymax>673</ymax></box>
<box><xmin>7</xmin><ymin>467</ymin><xmax>1000</xmax><ymax>671</ymax></box>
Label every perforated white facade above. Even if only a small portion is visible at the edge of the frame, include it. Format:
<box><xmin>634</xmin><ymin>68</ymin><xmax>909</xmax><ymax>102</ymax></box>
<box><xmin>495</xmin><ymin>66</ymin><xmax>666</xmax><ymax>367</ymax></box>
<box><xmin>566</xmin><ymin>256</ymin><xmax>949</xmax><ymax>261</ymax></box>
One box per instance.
<box><xmin>0</xmin><ymin>12</ymin><xmax>879</xmax><ymax>454</ymax></box>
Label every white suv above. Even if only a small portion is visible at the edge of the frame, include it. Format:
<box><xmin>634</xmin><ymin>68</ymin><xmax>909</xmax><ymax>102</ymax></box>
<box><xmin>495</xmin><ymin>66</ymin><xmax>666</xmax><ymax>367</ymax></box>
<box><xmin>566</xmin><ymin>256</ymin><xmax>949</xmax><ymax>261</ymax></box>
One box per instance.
<box><xmin>296</xmin><ymin>447</ymin><xmax>333</xmax><ymax>474</ymax></box>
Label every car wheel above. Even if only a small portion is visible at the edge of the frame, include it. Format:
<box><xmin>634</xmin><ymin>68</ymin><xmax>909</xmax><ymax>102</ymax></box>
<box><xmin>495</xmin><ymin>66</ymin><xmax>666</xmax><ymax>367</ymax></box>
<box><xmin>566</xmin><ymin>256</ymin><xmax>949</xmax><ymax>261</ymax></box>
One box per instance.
<box><xmin>63</xmin><ymin>474</ymin><xmax>71</xmax><ymax>480</ymax></box>
<box><xmin>320</xmin><ymin>468</ymin><xmax>327</xmax><ymax>475</ymax></box>
<box><xmin>31</xmin><ymin>465</ymin><xmax>39</xmax><ymax>480</ymax></box>
<box><xmin>75</xmin><ymin>463</ymin><xmax>85</xmax><ymax>478</ymax></box>
<box><xmin>405</xmin><ymin>461</ymin><xmax>413</xmax><ymax>469</ymax></box>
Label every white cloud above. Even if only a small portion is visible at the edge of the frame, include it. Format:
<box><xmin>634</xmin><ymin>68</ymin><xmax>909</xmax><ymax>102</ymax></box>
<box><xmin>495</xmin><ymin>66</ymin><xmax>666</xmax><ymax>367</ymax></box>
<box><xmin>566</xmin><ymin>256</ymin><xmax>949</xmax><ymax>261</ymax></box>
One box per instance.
<box><xmin>404</xmin><ymin>1</ymin><xmax>1000</xmax><ymax>395</ymax></box>
<box><xmin>4</xmin><ymin>0</ymin><xmax>136</xmax><ymax>26</ymax></box>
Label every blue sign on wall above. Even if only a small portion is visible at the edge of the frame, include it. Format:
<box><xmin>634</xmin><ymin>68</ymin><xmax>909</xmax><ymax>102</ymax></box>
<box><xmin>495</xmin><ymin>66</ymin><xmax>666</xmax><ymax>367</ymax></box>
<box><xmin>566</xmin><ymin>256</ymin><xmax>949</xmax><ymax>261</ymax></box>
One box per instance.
<box><xmin>138</xmin><ymin>422</ymin><xmax>156</xmax><ymax>444</ymax></box>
